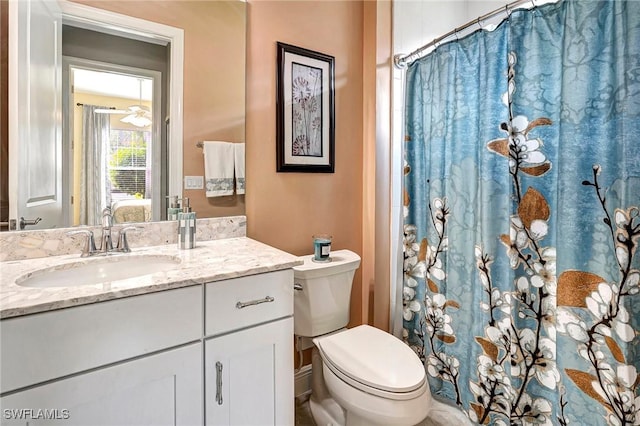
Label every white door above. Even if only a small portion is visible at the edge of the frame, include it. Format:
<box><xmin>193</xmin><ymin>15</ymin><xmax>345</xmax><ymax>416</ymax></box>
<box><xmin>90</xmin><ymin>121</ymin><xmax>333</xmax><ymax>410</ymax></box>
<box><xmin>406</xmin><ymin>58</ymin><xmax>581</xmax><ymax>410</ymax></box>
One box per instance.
<box><xmin>8</xmin><ymin>0</ymin><xmax>64</xmax><ymax>230</ymax></box>
<box><xmin>205</xmin><ymin>318</ymin><xmax>294</xmax><ymax>426</ymax></box>
<box><xmin>0</xmin><ymin>343</ymin><xmax>203</xmax><ymax>425</ymax></box>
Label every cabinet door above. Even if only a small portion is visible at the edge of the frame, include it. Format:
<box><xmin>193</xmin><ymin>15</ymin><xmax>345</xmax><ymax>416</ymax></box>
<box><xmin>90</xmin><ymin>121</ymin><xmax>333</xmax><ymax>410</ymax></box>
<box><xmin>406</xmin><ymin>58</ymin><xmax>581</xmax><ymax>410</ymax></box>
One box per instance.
<box><xmin>205</xmin><ymin>318</ymin><xmax>293</xmax><ymax>426</ymax></box>
<box><xmin>0</xmin><ymin>343</ymin><xmax>202</xmax><ymax>426</ymax></box>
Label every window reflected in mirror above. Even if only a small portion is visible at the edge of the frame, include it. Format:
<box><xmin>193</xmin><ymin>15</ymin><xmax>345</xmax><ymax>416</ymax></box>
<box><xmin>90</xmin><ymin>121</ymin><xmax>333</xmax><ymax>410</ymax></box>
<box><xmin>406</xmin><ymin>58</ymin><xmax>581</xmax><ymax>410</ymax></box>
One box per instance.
<box><xmin>70</xmin><ymin>67</ymin><xmax>160</xmax><ymax>226</ymax></box>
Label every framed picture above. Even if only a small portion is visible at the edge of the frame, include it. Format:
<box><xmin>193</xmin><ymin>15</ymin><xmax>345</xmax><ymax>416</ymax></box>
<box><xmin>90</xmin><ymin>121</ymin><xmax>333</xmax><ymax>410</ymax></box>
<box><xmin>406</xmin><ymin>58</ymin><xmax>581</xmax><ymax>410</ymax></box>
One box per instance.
<box><xmin>276</xmin><ymin>42</ymin><xmax>335</xmax><ymax>173</ymax></box>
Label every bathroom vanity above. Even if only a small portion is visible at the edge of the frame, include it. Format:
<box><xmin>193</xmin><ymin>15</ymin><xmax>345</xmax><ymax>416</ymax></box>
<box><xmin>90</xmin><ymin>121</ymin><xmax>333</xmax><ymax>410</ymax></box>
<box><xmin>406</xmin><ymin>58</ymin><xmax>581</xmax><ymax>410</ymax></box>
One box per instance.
<box><xmin>0</xmin><ymin>237</ymin><xmax>300</xmax><ymax>425</ymax></box>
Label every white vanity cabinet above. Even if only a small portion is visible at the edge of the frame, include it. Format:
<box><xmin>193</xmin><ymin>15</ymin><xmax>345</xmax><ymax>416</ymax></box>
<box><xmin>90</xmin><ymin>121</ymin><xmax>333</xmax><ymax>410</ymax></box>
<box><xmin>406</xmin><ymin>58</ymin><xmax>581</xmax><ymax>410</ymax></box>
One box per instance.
<box><xmin>0</xmin><ymin>286</ymin><xmax>203</xmax><ymax>426</ymax></box>
<box><xmin>205</xmin><ymin>319</ymin><xmax>293</xmax><ymax>426</ymax></box>
<box><xmin>1</xmin><ymin>343</ymin><xmax>202</xmax><ymax>426</ymax></box>
<box><xmin>204</xmin><ymin>270</ymin><xmax>294</xmax><ymax>426</ymax></box>
<box><xmin>0</xmin><ymin>286</ymin><xmax>202</xmax><ymax>394</ymax></box>
<box><xmin>0</xmin><ymin>266</ymin><xmax>295</xmax><ymax>426</ymax></box>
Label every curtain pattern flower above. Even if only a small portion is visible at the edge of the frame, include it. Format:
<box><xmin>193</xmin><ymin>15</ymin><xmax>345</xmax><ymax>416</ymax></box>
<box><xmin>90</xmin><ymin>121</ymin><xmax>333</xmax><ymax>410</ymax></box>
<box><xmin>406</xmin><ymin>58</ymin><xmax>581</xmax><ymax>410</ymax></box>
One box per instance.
<box><xmin>403</xmin><ymin>1</ymin><xmax>640</xmax><ymax>424</ymax></box>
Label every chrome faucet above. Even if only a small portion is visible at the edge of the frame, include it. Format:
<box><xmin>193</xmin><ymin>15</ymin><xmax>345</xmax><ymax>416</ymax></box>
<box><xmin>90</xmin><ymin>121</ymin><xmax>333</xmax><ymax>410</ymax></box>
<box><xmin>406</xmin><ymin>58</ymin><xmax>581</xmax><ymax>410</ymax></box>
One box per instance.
<box><xmin>67</xmin><ymin>208</ymin><xmax>139</xmax><ymax>257</ymax></box>
<box><xmin>101</xmin><ymin>207</ymin><xmax>114</xmax><ymax>253</ymax></box>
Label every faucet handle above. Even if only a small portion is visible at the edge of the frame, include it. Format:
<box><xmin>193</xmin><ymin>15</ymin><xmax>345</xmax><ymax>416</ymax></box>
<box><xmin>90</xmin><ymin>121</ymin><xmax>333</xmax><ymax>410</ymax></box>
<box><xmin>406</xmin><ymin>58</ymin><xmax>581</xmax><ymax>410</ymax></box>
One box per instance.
<box><xmin>116</xmin><ymin>226</ymin><xmax>140</xmax><ymax>253</ymax></box>
<box><xmin>67</xmin><ymin>229</ymin><xmax>97</xmax><ymax>257</ymax></box>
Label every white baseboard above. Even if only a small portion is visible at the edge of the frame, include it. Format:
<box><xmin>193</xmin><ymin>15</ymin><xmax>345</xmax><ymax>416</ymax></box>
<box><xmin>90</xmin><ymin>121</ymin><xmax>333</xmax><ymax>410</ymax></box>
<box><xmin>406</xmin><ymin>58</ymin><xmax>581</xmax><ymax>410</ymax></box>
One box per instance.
<box><xmin>294</xmin><ymin>364</ymin><xmax>313</xmax><ymax>399</ymax></box>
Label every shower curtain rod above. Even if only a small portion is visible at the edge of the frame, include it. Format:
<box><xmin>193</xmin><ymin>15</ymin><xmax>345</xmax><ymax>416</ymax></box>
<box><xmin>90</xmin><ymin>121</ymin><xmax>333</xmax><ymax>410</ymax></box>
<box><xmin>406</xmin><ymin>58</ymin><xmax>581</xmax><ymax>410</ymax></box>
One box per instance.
<box><xmin>394</xmin><ymin>0</ymin><xmax>534</xmax><ymax>68</ymax></box>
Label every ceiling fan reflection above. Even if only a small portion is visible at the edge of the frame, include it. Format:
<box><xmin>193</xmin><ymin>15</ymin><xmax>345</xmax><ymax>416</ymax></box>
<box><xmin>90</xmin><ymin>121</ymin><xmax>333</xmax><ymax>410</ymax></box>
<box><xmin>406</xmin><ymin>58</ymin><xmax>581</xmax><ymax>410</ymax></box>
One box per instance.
<box><xmin>94</xmin><ymin>77</ymin><xmax>152</xmax><ymax>128</ymax></box>
<box><xmin>95</xmin><ymin>105</ymin><xmax>152</xmax><ymax>128</ymax></box>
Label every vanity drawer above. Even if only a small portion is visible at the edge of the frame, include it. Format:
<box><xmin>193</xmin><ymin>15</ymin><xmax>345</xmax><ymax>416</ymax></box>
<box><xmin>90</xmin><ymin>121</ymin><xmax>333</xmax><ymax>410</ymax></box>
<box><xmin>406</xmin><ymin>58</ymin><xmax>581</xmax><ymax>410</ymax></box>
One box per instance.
<box><xmin>0</xmin><ymin>286</ymin><xmax>202</xmax><ymax>394</ymax></box>
<box><xmin>204</xmin><ymin>269</ymin><xmax>293</xmax><ymax>337</ymax></box>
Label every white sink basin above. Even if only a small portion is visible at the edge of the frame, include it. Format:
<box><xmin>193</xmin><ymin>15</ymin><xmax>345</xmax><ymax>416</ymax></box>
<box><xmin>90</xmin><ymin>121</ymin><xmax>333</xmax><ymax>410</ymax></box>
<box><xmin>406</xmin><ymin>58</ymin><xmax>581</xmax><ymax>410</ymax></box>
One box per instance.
<box><xmin>16</xmin><ymin>255</ymin><xmax>181</xmax><ymax>288</ymax></box>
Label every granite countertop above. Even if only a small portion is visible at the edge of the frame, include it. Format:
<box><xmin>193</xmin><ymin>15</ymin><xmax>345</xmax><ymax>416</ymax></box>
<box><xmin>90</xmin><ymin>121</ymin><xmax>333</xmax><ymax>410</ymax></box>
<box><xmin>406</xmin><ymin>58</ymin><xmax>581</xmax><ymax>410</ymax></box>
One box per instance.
<box><xmin>0</xmin><ymin>237</ymin><xmax>302</xmax><ymax>319</ymax></box>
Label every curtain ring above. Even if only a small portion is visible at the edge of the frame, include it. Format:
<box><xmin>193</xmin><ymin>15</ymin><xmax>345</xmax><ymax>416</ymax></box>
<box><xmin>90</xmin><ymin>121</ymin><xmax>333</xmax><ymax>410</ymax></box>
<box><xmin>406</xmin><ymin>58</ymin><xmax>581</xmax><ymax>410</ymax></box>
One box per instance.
<box><xmin>505</xmin><ymin>4</ymin><xmax>511</xmax><ymax>18</ymax></box>
<box><xmin>454</xmin><ymin>27</ymin><xmax>459</xmax><ymax>41</ymax></box>
<box><xmin>476</xmin><ymin>17</ymin><xmax>483</xmax><ymax>30</ymax></box>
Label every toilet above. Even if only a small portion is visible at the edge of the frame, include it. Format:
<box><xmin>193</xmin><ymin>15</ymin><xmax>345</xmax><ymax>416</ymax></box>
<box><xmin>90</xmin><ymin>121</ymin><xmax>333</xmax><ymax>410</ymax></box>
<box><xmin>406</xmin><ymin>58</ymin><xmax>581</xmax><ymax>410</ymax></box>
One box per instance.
<box><xmin>293</xmin><ymin>249</ymin><xmax>456</xmax><ymax>426</ymax></box>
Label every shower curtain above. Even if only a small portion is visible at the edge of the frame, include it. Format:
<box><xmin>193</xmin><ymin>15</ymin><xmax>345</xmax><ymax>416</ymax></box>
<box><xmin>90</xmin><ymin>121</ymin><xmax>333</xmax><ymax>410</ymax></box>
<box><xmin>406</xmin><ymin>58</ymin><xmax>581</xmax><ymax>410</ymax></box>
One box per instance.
<box><xmin>402</xmin><ymin>1</ymin><xmax>639</xmax><ymax>425</ymax></box>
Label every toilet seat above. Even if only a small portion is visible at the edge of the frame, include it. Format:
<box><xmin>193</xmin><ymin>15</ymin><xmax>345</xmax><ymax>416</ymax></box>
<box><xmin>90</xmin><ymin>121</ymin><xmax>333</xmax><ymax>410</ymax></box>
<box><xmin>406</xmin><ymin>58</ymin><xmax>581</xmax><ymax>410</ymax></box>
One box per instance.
<box><xmin>314</xmin><ymin>325</ymin><xmax>427</xmax><ymax>401</ymax></box>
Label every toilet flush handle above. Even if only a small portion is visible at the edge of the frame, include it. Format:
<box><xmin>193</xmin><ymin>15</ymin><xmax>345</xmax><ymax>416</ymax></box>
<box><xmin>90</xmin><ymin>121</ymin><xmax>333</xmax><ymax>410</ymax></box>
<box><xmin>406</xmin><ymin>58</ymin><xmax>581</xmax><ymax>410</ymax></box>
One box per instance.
<box><xmin>294</xmin><ymin>283</ymin><xmax>303</xmax><ymax>291</ymax></box>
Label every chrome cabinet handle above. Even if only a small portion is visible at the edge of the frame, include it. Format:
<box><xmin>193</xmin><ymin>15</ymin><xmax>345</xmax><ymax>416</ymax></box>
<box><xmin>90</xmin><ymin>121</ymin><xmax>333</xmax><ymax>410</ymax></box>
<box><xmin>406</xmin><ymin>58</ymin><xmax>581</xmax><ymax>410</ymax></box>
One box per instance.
<box><xmin>215</xmin><ymin>361</ymin><xmax>223</xmax><ymax>405</ymax></box>
<box><xmin>235</xmin><ymin>296</ymin><xmax>275</xmax><ymax>309</ymax></box>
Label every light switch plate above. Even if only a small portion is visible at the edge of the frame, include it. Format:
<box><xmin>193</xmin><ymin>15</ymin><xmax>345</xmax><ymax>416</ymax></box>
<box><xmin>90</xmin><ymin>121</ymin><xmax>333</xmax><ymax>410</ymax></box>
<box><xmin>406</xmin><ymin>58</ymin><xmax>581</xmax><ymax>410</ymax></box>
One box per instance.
<box><xmin>184</xmin><ymin>176</ymin><xmax>204</xmax><ymax>190</ymax></box>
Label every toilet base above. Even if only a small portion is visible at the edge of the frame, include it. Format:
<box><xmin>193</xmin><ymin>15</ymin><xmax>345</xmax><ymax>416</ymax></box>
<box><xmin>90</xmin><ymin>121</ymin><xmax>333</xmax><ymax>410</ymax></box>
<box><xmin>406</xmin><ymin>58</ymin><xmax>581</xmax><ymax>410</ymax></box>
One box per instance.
<box><xmin>307</xmin><ymin>330</ymin><xmax>471</xmax><ymax>426</ymax></box>
<box><xmin>310</xmin><ymin>346</ymin><xmax>346</xmax><ymax>425</ymax></box>
<box><xmin>309</xmin><ymin>388</ymin><xmax>472</xmax><ymax>426</ymax></box>
<box><xmin>309</xmin><ymin>394</ymin><xmax>345</xmax><ymax>426</ymax></box>
<box><xmin>309</xmin><ymin>345</ymin><xmax>430</xmax><ymax>426</ymax></box>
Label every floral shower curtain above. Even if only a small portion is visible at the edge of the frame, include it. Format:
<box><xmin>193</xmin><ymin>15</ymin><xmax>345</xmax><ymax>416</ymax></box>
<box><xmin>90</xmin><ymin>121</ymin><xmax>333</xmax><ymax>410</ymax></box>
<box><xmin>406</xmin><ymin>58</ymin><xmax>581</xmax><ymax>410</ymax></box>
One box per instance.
<box><xmin>402</xmin><ymin>1</ymin><xmax>640</xmax><ymax>425</ymax></box>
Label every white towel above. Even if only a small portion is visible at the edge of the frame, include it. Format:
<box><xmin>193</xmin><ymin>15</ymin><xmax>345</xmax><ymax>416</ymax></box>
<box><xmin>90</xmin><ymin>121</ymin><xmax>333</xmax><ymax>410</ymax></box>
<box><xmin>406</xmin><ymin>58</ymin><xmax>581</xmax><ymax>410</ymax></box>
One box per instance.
<box><xmin>203</xmin><ymin>141</ymin><xmax>235</xmax><ymax>197</ymax></box>
<box><xmin>234</xmin><ymin>143</ymin><xmax>245</xmax><ymax>195</ymax></box>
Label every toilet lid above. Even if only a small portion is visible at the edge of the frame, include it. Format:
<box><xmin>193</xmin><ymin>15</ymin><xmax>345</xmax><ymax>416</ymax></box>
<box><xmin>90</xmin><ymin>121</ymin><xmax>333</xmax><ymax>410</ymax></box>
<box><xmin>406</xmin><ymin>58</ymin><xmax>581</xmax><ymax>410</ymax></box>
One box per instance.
<box><xmin>314</xmin><ymin>325</ymin><xmax>426</xmax><ymax>394</ymax></box>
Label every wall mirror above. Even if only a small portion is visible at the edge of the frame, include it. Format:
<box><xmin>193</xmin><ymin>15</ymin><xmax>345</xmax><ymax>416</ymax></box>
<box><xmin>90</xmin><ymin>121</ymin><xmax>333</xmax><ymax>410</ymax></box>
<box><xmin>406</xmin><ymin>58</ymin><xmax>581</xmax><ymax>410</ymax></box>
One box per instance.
<box><xmin>3</xmin><ymin>0</ymin><xmax>246</xmax><ymax>231</ymax></box>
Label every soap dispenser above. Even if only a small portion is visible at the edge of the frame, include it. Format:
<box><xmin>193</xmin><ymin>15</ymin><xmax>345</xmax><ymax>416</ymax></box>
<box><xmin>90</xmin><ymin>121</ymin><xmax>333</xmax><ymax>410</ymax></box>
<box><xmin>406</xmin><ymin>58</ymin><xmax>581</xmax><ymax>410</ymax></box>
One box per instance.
<box><xmin>177</xmin><ymin>198</ymin><xmax>196</xmax><ymax>249</ymax></box>
<box><xmin>166</xmin><ymin>195</ymin><xmax>181</xmax><ymax>221</ymax></box>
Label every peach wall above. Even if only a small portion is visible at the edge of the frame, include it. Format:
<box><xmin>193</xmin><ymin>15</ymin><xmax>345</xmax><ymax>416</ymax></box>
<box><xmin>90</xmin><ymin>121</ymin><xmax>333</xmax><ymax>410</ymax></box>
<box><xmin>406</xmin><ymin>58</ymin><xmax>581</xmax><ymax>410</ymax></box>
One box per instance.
<box><xmin>245</xmin><ymin>0</ymin><xmax>365</xmax><ymax>328</ymax></box>
<box><xmin>70</xmin><ymin>0</ymin><xmax>246</xmax><ymax>219</ymax></box>
<box><xmin>65</xmin><ymin>0</ymin><xmax>374</xmax><ymax>332</ymax></box>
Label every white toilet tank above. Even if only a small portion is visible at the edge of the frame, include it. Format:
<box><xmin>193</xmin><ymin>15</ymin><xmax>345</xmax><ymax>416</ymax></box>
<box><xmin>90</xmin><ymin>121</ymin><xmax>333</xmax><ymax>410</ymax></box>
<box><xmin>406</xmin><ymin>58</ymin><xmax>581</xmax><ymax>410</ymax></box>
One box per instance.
<box><xmin>292</xmin><ymin>249</ymin><xmax>361</xmax><ymax>338</ymax></box>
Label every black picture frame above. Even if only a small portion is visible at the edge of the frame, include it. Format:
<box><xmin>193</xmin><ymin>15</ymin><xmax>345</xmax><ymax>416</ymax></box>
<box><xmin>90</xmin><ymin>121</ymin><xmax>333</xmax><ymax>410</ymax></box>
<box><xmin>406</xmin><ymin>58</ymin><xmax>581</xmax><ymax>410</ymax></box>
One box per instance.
<box><xmin>276</xmin><ymin>42</ymin><xmax>335</xmax><ymax>173</ymax></box>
